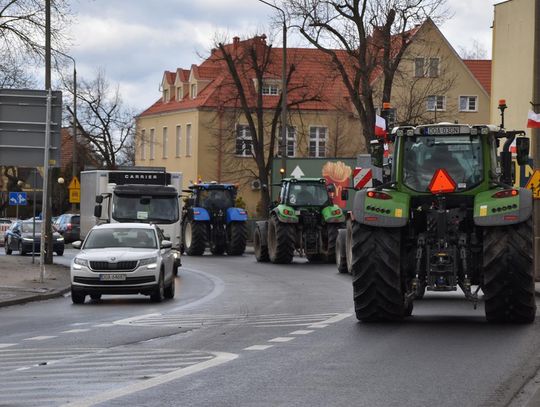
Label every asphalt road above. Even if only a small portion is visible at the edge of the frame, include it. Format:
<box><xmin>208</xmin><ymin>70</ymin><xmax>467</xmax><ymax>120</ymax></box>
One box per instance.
<box><xmin>1</xmin><ymin>250</ymin><xmax>540</xmax><ymax>406</ymax></box>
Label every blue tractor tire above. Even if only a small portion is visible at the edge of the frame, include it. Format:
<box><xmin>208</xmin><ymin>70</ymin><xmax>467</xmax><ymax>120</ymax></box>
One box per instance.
<box><xmin>226</xmin><ymin>221</ymin><xmax>247</xmax><ymax>255</ymax></box>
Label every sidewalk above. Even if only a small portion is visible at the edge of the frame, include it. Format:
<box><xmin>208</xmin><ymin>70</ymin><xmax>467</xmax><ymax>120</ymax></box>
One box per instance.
<box><xmin>0</xmin><ymin>253</ymin><xmax>71</xmax><ymax>308</ymax></box>
<box><xmin>1</xmin><ymin>251</ymin><xmax>540</xmax><ymax>308</ymax></box>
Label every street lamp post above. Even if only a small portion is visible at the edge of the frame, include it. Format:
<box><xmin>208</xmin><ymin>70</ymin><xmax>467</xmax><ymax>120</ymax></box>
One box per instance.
<box><xmin>56</xmin><ymin>51</ymin><xmax>78</xmax><ymax>212</ymax></box>
<box><xmin>258</xmin><ymin>0</ymin><xmax>287</xmax><ymax>176</ymax></box>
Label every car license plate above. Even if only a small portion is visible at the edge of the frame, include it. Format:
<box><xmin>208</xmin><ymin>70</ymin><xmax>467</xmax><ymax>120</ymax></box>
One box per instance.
<box><xmin>99</xmin><ymin>274</ymin><xmax>126</xmax><ymax>281</ymax></box>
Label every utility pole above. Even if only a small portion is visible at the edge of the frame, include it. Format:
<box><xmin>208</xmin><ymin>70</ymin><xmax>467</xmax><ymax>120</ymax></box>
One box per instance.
<box><xmin>533</xmin><ymin>0</ymin><xmax>540</xmax><ymax>279</ymax></box>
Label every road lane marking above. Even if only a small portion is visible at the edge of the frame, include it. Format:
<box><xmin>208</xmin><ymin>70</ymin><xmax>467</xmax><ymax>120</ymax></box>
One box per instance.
<box><xmin>244</xmin><ymin>345</ymin><xmax>273</xmax><ymax>351</ymax></box>
<box><xmin>308</xmin><ymin>324</ymin><xmax>328</xmax><ymax>328</ymax></box>
<box><xmin>61</xmin><ymin>351</ymin><xmax>238</xmax><ymax>407</ymax></box>
<box><xmin>319</xmin><ymin>313</ymin><xmax>351</xmax><ymax>324</ymax></box>
<box><xmin>269</xmin><ymin>337</ymin><xmax>295</xmax><ymax>343</ymax></box>
<box><xmin>289</xmin><ymin>330</ymin><xmax>314</xmax><ymax>335</ymax></box>
<box><xmin>23</xmin><ymin>336</ymin><xmax>57</xmax><ymax>341</ymax></box>
<box><xmin>0</xmin><ymin>343</ymin><xmax>17</xmax><ymax>348</ymax></box>
<box><xmin>61</xmin><ymin>329</ymin><xmax>90</xmax><ymax>334</ymax></box>
<box><xmin>92</xmin><ymin>323</ymin><xmax>115</xmax><ymax>327</ymax></box>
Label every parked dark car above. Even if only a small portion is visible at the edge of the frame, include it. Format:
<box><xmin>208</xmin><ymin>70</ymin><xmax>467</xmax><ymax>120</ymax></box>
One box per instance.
<box><xmin>54</xmin><ymin>214</ymin><xmax>80</xmax><ymax>243</ymax></box>
<box><xmin>4</xmin><ymin>220</ymin><xmax>65</xmax><ymax>256</ymax></box>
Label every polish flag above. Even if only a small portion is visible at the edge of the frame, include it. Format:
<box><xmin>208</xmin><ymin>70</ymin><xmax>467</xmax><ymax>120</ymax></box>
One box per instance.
<box><xmin>375</xmin><ymin>114</ymin><xmax>386</xmax><ymax>137</ymax></box>
<box><xmin>527</xmin><ymin>110</ymin><xmax>540</xmax><ymax>128</ymax></box>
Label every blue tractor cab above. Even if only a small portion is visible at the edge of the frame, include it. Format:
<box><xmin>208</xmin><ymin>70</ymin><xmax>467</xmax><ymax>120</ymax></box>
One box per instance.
<box><xmin>181</xmin><ymin>183</ymin><xmax>248</xmax><ymax>255</ymax></box>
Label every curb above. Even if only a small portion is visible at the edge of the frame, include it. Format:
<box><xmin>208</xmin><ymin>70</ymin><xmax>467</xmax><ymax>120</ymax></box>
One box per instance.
<box><xmin>0</xmin><ymin>286</ymin><xmax>71</xmax><ymax>308</ymax></box>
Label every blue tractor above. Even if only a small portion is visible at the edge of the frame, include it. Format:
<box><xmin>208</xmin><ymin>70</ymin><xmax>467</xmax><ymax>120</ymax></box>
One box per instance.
<box><xmin>180</xmin><ymin>183</ymin><xmax>248</xmax><ymax>256</ymax></box>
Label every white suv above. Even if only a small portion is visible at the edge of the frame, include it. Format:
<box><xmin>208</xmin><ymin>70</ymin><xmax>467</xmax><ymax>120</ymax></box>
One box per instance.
<box><xmin>70</xmin><ymin>223</ymin><xmax>176</xmax><ymax>304</ymax></box>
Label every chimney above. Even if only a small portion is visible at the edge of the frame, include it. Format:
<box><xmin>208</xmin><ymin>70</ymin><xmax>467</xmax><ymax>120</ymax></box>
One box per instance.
<box><xmin>233</xmin><ymin>36</ymin><xmax>240</xmax><ymax>49</ymax></box>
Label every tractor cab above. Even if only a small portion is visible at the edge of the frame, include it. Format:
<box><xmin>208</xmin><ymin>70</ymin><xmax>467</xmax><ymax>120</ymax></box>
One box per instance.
<box><xmin>280</xmin><ymin>178</ymin><xmax>332</xmax><ymax>207</ymax></box>
<box><xmin>189</xmin><ymin>183</ymin><xmax>237</xmax><ymax>211</ymax></box>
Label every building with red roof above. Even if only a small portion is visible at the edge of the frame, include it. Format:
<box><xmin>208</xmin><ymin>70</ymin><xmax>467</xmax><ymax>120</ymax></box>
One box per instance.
<box><xmin>136</xmin><ymin>19</ymin><xmax>491</xmax><ymax>215</ymax></box>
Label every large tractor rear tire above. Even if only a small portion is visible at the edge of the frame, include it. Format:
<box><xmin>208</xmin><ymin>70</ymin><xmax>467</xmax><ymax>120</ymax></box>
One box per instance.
<box><xmin>254</xmin><ymin>223</ymin><xmax>269</xmax><ymax>262</ymax></box>
<box><xmin>268</xmin><ymin>216</ymin><xmax>295</xmax><ymax>264</ymax></box>
<box><xmin>483</xmin><ymin>217</ymin><xmax>536</xmax><ymax>323</ymax></box>
<box><xmin>184</xmin><ymin>220</ymin><xmax>208</xmax><ymax>256</ymax></box>
<box><xmin>351</xmin><ymin>222</ymin><xmax>408</xmax><ymax>322</ymax></box>
<box><xmin>226</xmin><ymin>222</ymin><xmax>247</xmax><ymax>255</ymax></box>
<box><xmin>323</xmin><ymin>224</ymin><xmax>340</xmax><ymax>263</ymax></box>
<box><xmin>336</xmin><ymin>228</ymin><xmax>348</xmax><ymax>274</ymax></box>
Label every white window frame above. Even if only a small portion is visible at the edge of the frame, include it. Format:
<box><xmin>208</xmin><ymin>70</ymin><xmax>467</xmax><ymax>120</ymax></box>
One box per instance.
<box><xmin>149</xmin><ymin>128</ymin><xmax>155</xmax><ymax>160</ymax></box>
<box><xmin>278</xmin><ymin>126</ymin><xmax>296</xmax><ymax>157</ymax></box>
<box><xmin>235</xmin><ymin>124</ymin><xmax>253</xmax><ymax>157</ymax></box>
<box><xmin>261</xmin><ymin>82</ymin><xmax>280</xmax><ymax>96</ymax></box>
<box><xmin>427</xmin><ymin>95</ymin><xmax>446</xmax><ymax>112</ymax></box>
<box><xmin>459</xmin><ymin>95</ymin><xmax>478</xmax><ymax>112</ymax></box>
<box><xmin>162</xmin><ymin>127</ymin><xmax>168</xmax><ymax>159</ymax></box>
<box><xmin>186</xmin><ymin>123</ymin><xmax>192</xmax><ymax>156</ymax></box>
<box><xmin>140</xmin><ymin>129</ymin><xmax>146</xmax><ymax>160</ymax></box>
<box><xmin>309</xmin><ymin>126</ymin><xmax>327</xmax><ymax>158</ymax></box>
<box><xmin>190</xmin><ymin>84</ymin><xmax>197</xmax><ymax>99</ymax></box>
<box><xmin>175</xmin><ymin>125</ymin><xmax>182</xmax><ymax>157</ymax></box>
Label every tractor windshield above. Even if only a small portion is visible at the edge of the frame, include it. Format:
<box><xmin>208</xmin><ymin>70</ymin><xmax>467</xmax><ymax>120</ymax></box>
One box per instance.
<box><xmin>402</xmin><ymin>134</ymin><xmax>483</xmax><ymax>191</ymax></box>
<box><xmin>198</xmin><ymin>188</ymin><xmax>235</xmax><ymax>210</ymax></box>
<box><xmin>287</xmin><ymin>182</ymin><xmax>330</xmax><ymax>207</ymax></box>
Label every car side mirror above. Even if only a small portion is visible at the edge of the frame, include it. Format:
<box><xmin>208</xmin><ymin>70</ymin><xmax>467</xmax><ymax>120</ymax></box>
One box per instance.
<box><xmin>95</xmin><ymin>195</ymin><xmax>103</xmax><ymax>204</ymax></box>
<box><xmin>94</xmin><ymin>205</ymin><xmax>102</xmax><ymax>218</ymax></box>
<box><xmin>516</xmin><ymin>137</ymin><xmax>530</xmax><ymax>166</ymax></box>
<box><xmin>326</xmin><ymin>184</ymin><xmax>336</xmax><ymax>194</ymax></box>
<box><xmin>370</xmin><ymin>139</ymin><xmax>384</xmax><ymax>168</ymax></box>
<box><xmin>72</xmin><ymin>241</ymin><xmax>82</xmax><ymax>249</ymax></box>
<box><xmin>341</xmin><ymin>189</ymin><xmax>349</xmax><ymax>201</ymax></box>
<box><xmin>161</xmin><ymin>240</ymin><xmax>172</xmax><ymax>249</ymax></box>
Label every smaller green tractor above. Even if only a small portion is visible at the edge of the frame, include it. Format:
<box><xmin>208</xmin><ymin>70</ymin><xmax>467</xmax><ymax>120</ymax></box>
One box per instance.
<box><xmin>254</xmin><ymin>177</ymin><xmax>346</xmax><ymax>264</ymax></box>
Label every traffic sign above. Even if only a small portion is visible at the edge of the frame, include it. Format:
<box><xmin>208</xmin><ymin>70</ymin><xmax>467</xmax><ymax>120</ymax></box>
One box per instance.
<box><xmin>8</xmin><ymin>192</ymin><xmax>27</xmax><ymax>206</ymax></box>
<box><xmin>69</xmin><ymin>188</ymin><xmax>80</xmax><ymax>204</ymax></box>
<box><xmin>68</xmin><ymin>176</ymin><xmax>80</xmax><ymax>190</ymax></box>
<box><xmin>525</xmin><ymin>169</ymin><xmax>540</xmax><ymax>199</ymax></box>
<box><xmin>291</xmin><ymin>166</ymin><xmax>305</xmax><ymax>178</ymax></box>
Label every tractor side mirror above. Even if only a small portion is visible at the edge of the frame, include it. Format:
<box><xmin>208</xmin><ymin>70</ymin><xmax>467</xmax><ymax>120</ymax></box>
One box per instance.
<box><xmin>341</xmin><ymin>189</ymin><xmax>349</xmax><ymax>201</ymax></box>
<box><xmin>516</xmin><ymin>137</ymin><xmax>530</xmax><ymax>166</ymax></box>
<box><xmin>326</xmin><ymin>184</ymin><xmax>336</xmax><ymax>194</ymax></box>
<box><xmin>370</xmin><ymin>139</ymin><xmax>384</xmax><ymax>168</ymax></box>
<box><xmin>94</xmin><ymin>205</ymin><xmax>102</xmax><ymax>218</ymax></box>
<box><xmin>186</xmin><ymin>198</ymin><xmax>195</xmax><ymax>207</ymax></box>
<box><xmin>95</xmin><ymin>195</ymin><xmax>103</xmax><ymax>204</ymax></box>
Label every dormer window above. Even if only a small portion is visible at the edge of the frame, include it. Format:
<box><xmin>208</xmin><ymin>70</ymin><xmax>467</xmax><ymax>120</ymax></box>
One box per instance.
<box><xmin>261</xmin><ymin>80</ymin><xmax>280</xmax><ymax>96</ymax></box>
<box><xmin>176</xmin><ymin>86</ymin><xmax>183</xmax><ymax>101</ymax></box>
<box><xmin>191</xmin><ymin>84</ymin><xmax>197</xmax><ymax>99</ymax></box>
<box><xmin>163</xmin><ymin>88</ymin><xmax>169</xmax><ymax>102</ymax></box>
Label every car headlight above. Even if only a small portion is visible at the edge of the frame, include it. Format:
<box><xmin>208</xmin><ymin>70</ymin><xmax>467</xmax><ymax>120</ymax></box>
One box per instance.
<box><xmin>22</xmin><ymin>237</ymin><xmax>33</xmax><ymax>242</ymax></box>
<box><xmin>73</xmin><ymin>257</ymin><xmax>88</xmax><ymax>270</ymax></box>
<box><xmin>139</xmin><ymin>257</ymin><xmax>158</xmax><ymax>269</ymax></box>
<box><xmin>56</xmin><ymin>237</ymin><xmax>64</xmax><ymax>241</ymax></box>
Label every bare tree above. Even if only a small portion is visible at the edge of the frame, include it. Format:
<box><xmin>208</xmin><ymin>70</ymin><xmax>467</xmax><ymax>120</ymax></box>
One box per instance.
<box><xmin>0</xmin><ymin>51</ymin><xmax>35</xmax><ymax>88</ymax></box>
<box><xmin>0</xmin><ymin>0</ymin><xmax>70</xmax><ymax>60</ymax></box>
<box><xmin>214</xmin><ymin>35</ymin><xmax>323</xmax><ymax>215</ymax></box>
<box><xmin>69</xmin><ymin>70</ymin><xmax>136</xmax><ymax>170</ymax></box>
<box><xmin>286</xmin><ymin>0</ymin><xmax>448</xmax><ymax>147</ymax></box>
<box><xmin>458</xmin><ymin>39</ymin><xmax>488</xmax><ymax>60</ymax></box>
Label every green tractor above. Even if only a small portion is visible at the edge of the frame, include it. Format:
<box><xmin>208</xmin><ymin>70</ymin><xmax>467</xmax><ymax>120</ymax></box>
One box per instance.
<box><xmin>254</xmin><ymin>177</ymin><xmax>346</xmax><ymax>264</ymax></box>
<box><xmin>346</xmin><ymin>120</ymin><xmax>536</xmax><ymax>323</ymax></box>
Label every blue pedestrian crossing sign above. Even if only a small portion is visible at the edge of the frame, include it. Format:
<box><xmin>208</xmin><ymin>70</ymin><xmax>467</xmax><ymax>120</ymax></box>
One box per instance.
<box><xmin>9</xmin><ymin>192</ymin><xmax>27</xmax><ymax>206</ymax></box>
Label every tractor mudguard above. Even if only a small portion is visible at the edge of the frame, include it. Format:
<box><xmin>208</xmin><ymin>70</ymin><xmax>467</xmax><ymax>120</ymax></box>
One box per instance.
<box><xmin>191</xmin><ymin>207</ymin><xmax>210</xmax><ymax>221</ymax></box>
<box><xmin>255</xmin><ymin>220</ymin><xmax>269</xmax><ymax>246</ymax></box>
<box><xmin>322</xmin><ymin>205</ymin><xmax>345</xmax><ymax>223</ymax></box>
<box><xmin>474</xmin><ymin>187</ymin><xmax>532</xmax><ymax>226</ymax></box>
<box><xmin>352</xmin><ymin>189</ymin><xmax>409</xmax><ymax>227</ymax></box>
<box><xmin>226</xmin><ymin>207</ymin><xmax>248</xmax><ymax>223</ymax></box>
<box><xmin>273</xmin><ymin>204</ymin><xmax>299</xmax><ymax>223</ymax></box>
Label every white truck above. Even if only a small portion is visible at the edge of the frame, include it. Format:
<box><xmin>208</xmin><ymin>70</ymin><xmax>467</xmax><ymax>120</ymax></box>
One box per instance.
<box><xmin>80</xmin><ymin>168</ymin><xmax>183</xmax><ymax>270</ymax></box>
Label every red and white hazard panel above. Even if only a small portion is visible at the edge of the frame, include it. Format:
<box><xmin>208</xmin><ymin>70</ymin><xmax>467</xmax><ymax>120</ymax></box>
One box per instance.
<box><xmin>353</xmin><ymin>167</ymin><xmax>372</xmax><ymax>189</ymax></box>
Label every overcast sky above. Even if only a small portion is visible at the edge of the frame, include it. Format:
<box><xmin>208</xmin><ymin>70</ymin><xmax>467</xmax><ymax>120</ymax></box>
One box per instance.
<box><xmin>64</xmin><ymin>0</ymin><xmax>499</xmax><ymax>113</ymax></box>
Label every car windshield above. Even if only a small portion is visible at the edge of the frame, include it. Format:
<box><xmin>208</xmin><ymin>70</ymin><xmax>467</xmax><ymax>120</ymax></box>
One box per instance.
<box><xmin>402</xmin><ymin>134</ymin><xmax>483</xmax><ymax>191</ymax></box>
<box><xmin>21</xmin><ymin>222</ymin><xmax>42</xmax><ymax>233</ymax></box>
<box><xmin>112</xmin><ymin>195</ymin><xmax>179</xmax><ymax>224</ymax></box>
<box><xmin>83</xmin><ymin>228</ymin><xmax>157</xmax><ymax>249</ymax></box>
<box><xmin>197</xmin><ymin>188</ymin><xmax>235</xmax><ymax>209</ymax></box>
<box><xmin>287</xmin><ymin>182</ymin><xmax>329</xmax><ymax>206</ymax></box>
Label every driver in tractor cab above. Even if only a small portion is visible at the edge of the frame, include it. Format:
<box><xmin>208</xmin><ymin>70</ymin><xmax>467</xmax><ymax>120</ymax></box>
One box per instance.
<box><xmin>424</xmin><ymin>145</ymin><xmax>466</xmax><ymax>182</ymax></box>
